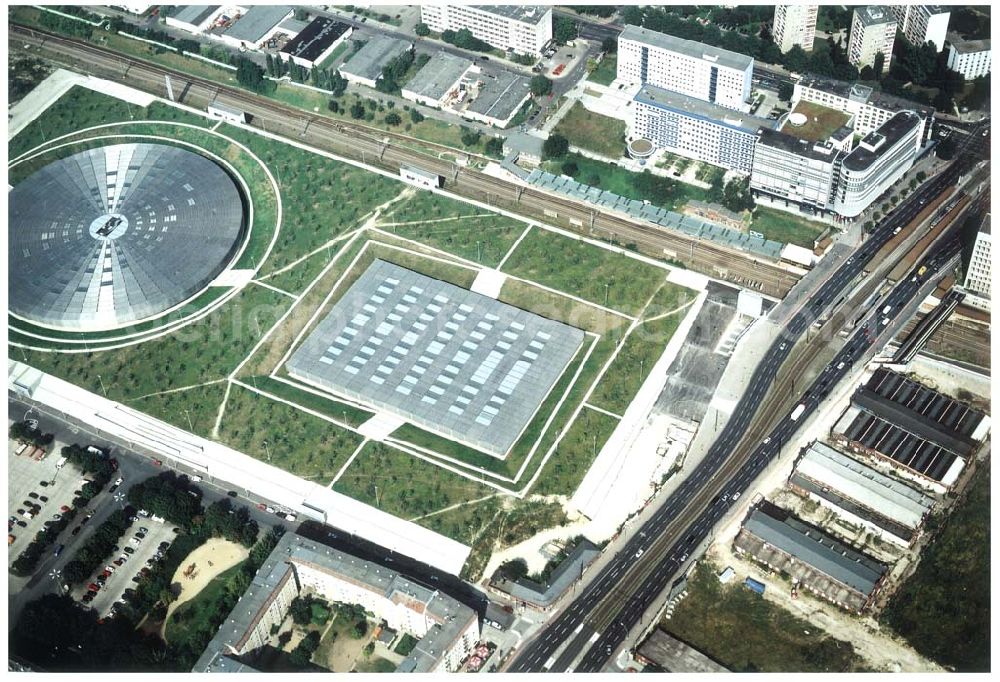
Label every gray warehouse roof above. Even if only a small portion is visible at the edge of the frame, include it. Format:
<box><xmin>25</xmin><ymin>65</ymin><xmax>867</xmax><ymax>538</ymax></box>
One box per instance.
<box><xmin>341</xmin><ymin>33</ymin><xmax>411</xmax><ymax>82</ymax></box>
<box><xmin>635</xmin><ymin>84</ymin><xmax>775</xmax><ymax>134</ymax></box>
<box><xmin>620</xmin><ymin>24</ymin><xmax>753</xmax><ymax>71</ymax></box>
<box><xmin>794</xmin><ymin>441</ymin><xmax>935</xmax><ymax>533</ymax></box>
<box><xmin>171</xmin><ymin>4</ymin><xmax>219</xmax><ymax>27</ymax></box>
<box><xmin>223</xmin><ymin>5</ymin><xmax>292</xmax><ymax>43</ymax></box>
<box><xmin>8</xmin><ymin>143</ymin><xmax>245</xmax><ymax>331</ymax></box>
<box><xmin>403</xmin><ymin>52</ymin><xmax>473</xmax><ymax>101</ymax></box>
<box><xmin>467</xmin><ymin>71</ymin><xmax>531</xmax><ymax>123</ymax></box>
<box><xmin>743</xmin><ymin>503</ymin><xmax>886</xmax><ymax>597</ymax></box>
<box><xmin>638</xmin><ymin>628</ymin><xmax>728</xmax><ymax>673</ymax></box>
<box><xmin>287</xmin><ymin>260</ymin><xmax>585</xmax><ymax>457</ymax></box>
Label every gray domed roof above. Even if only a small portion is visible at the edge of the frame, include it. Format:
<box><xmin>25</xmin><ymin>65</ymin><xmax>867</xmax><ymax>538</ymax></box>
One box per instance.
<box><xmin>9</xmin><ymin>143</ymin><xmax>246</xmax><ymax>331</ymax></box>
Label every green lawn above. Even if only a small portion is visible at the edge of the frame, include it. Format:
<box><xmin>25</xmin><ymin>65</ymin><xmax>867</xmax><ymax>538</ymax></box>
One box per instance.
<box><xmin>317</xmin><ymin>40</ymin><xmax>351</xmax><ymax>70</ymax></box>
<box><xmin>378</xmin><ymin>194</ymin><xmax>528</xmax><ymax>268</ymax></box>
<box><xmin>355</xmin><ymin>657</ymin><xmax>396</xmax><ymax>672</ymax></box>
<box><xmin>219</xmin><ymin>125</ymin><xmax>404</xmax><ymax>277</ymax></box>
<box><xmin>552</xmin><ymin>101</ymin><xmax>627</xmax><ymax>158</ymax></box>
<box><xmin>880</xmin><ymin>468</ymin><xmax>989</xmax><ymax>671</ymax></box>
<box><xmin>500</xmin><ymin>228</ymin><xmax>669</xmax><ymax>317</ymax></box>
<box><xmin>19</xmin><ymin>284</ymin><xmax>291</xmax><ymax>401</ymax></box>
<box><xmin>126</xmin><ymin>382</ymin><xmax>228</xmax><ymax>437</ymax></box>
<box><xmin>165</xmin><ymin>561</ymin><xmax>247</xmax><ymax>650</ymax></box>
<box><xmin>587</xmin><ymin>53</ymin><xmax>617</xmax><ymax>86</ymax></box>
<box><xmin>750</xmin><ymin>207</ymin><xmax>827</xmax><ymax>249</ymax></box>
<box><xmin>247</xmin><ymin>375</ymin><xmax>373</xmax><ymax>429</ymax></box>
<box><xmin>394</xmin><ymin>633</ymin><xmax>419</xmax><ymax>656</ymax></box>
<box><xmin>218</xmin><ymin>385</ymin><xmax>364</xmax><ymax>483</ymax></box>
<box><xmin>588</xmin><ymin>301</ymin><xmax>692</xmax><ymax>415</ymax></box>
<box><xmin>664</xmin><ymin>563</ymin><xmax>869</xmax><ymax>672</ymax></box>
<box><xmin>531</xmin><ymin>407</ymin><xmax>619</xmax><ymax>497</ymax></box>
<box><xmin>332</xmin><ymin>442</ymin><xmax>495</xmax><ymax>525</ymax></box>
<box><xmin>542</xmin><ymin>152</ymin><xmax>711</xmax><ymax>213</ymax></box>
<box><xmin>10</xmin><ymin>84</ymin><xmax>208</xmax><ymax>159</ymax></box>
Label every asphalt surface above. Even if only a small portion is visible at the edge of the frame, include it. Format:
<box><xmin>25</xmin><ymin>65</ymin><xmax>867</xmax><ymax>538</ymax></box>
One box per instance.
<box><xmin>508</xmin><ymin>122</ymin><xmax>989</xmax><ymax>672</ymax></box>
<box><xmin>7</xmin><ymin>396</ymin><xmax>285</xmax><ymax>630</ymax></box>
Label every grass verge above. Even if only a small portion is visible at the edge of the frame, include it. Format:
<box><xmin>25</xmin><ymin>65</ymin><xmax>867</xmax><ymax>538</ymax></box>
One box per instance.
<box><xmin>551</xmin><ymin>101</ymin><xmax>627</xmax><ymax>158</ymax></box>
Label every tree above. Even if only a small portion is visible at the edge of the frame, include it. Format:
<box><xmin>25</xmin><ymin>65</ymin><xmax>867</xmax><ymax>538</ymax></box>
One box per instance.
<box><xmin>460</xmin><ymin>127</ymin><xmax>481</xmax><ymax>147</ymax></box>
<box><xmin>936</xmin><ymin>136</ymin><xmax>957</xmax><ymax>160</ymax></box>
<box><xmin>722</xmin><ymin>176</ymin><xmax>754</xmax><ymax>213</ymax></box>
<box><xmin>554</xmin><ymin>16</ymin><xmax>578</xmax><ymax>45</ymax></box>
<box><xmin>561</xmin><ymin>160</ymin><xmax>579</xmax><ymax>177</ymax></box>
<box><xmin>350</xmin><ymin>101</ymin><xmax>366</xmax><ymax>119</ymax></box>
<box><xmin>484</xmin><ymin>136</ymin><xmax>505</xmax><ymax>158</ymax></box>
<box><xmin>777</xmin><ymin>81</ymin><xmax>794</xmax><ymax>102</ymax></box>
<box><xmin>601</xmin><ymin>36</ymin><xmax>617</xmax><ymax>54</ymax></box>
<box><xmin>289</xmin><ymin>596</ymin><xmax>312</xmax><ymax>625</ymax></box>
<box><xmin>352</xmin><ymin>620</ymin><xmax>368</xmax><ymax>639</ymax></box>
<box><xmin>414</xmin><ymin>22</ymin><xmax>430</xmax><ymax>37</ymax></box>
<box><xmin>384</xmin><ymin>112</ymin><xmax>402</xmax><ymax>126</ymax></box>
<box><xmin>916</xmin><ymin>170</ymin><xmax>927</xmax><ymax>183</ymax></box>
<box><xmin>329</xmin><ymin>70</ymin><xmax>347</xmax><ymax>96</ymax></box>
<box><xmin>328</xmin><ymin>99</ymin><xmax>340</xmax><ymax>114</ymax></box>
<box><xmin>235</xmin><ymin>58</ymin><xmax>271</xmax><ymax>94</ymax></box>
<box><xmin>265</xmin><ymin>53</ymin><xmax>276</xmax><ymax>77</ymax></box>
<box><xmin>409</xmin><ymin>108</ymin><xmax>424</xmax><ymax>123</ymax></box>
<box><xmin>542</xmin><ymin>134</ymin><xmax>569</xmax><ymax>159</ymax></box>
<box><xmin>783</xmin><ymin>45</ymin><xmax>809</xmax><ymax>73</ymax></box>
<box><xmin>529</xmin><ymin>74</ymin><xmax>552</xmax><ymax>97</ymax></box>
<box><xmin>873</xmin><ymin>52</ymin><xmax>885</xmax><ymax>79</ymax></box>
<box><xmin>859</xmin><ymin>65</ymin><xmax>876</xmax><ymax>82</ymax></box>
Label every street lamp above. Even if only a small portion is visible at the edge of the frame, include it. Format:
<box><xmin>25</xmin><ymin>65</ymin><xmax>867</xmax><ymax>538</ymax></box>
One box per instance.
<box><xmin>262</xmin><ymin>440</ymin><xmax>272</xmax><ymax>463</ymax></box>
<box><xmin>96</xmin><ymin>374</ymin><xmax>108</xmax><ymax>398</ymax></box>
<box><xmin>183</xmin><ymin>409</ymin><xmax>194</xmax><ymax>433</ymax></box>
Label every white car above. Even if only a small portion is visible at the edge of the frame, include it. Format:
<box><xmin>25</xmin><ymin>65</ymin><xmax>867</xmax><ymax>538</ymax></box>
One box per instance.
<box><xmin>114</xmin><ymin>477</ymin><xmax>124</xmax><ymax>487</ymax></box>
<box><xmin>635</xmin><ymin>548</ymin><xmax>644</xmax><ymax>559</ymax></box>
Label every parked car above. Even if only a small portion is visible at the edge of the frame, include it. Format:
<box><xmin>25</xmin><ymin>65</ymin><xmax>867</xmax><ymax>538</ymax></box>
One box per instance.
<box><xmin>113</xmin><ymin>558</ymin><xmax>125</xmax><ymax>567</ymax></box>
<box><xmin>139</xmin><ymin>527</ymin><xmax>149</xmax><ymax>534</ymax></box>
<box><xmin>39</xmin><ymin>480</ymin><xmax>49</xmax><ymax>487</ymax></box>
<box><xmin>88</xmin><ymin>583</ymin><xmax>100</xmax><ymax>592</ymax></box>
<box><xmin>71</xmin><ymin>526</ymin><xmax>82</xmax><ymax>536</ymax></box>
<box><xmin>54</xmin><ymin>544</ymin><xmax>64</xmax><ymax>557</ymax></box>
<box><xmin>28</xmin><ymin>492</ymin><xmax>38</xmax><ymax>499</ymax></box>
<box><xmin>60</xmin><ymin>505</ymin><xmax>71</xmax><ymax>513</ymax></box>
<box><xmin>123</xmin><ymin>547</ymin><xmax>135</xmax><ymax>555</ymax></box>
<box><xmin>82</xmin><ymin>594</ymin><xmax>95</xmax><ymax>604</ymax></box>
<box><xmin>105</xmin><ymin>565</ymin><xmax>116</xmax><ymax>574</ymax></box>
<box><xmin>158</xmin><ymin>541</ymin><xmax>171</xmax><ymax>551</ymax></box>
<box><xmin>39</xmin><ymin>496</ymin><xmax>48</xmax><ymax>503</ymax></box>
<box><xmin>131</xmin><ymin>576</ymin><xmax>141</xmax><ymax>583</ymax></box>
<box><xmin>16</xmin><ymin>520</ymin><xmax>27</xmax><ymax>528</ymax></box>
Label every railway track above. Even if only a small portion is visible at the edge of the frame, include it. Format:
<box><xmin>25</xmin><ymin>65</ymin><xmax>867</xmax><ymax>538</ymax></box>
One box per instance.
<box><xmin>12</xmin><ymin>23</ymin><xmax>801</xmax><ymax>297</ymax></box>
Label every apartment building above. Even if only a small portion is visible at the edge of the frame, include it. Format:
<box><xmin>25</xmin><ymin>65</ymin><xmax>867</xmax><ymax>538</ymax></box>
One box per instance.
<box><xmin>963</xmin><ymin>217</ymin><xmax>991</xmax><ymax>300</ymax></box>
<box><xmin>632</xmin><ymin>85</ymin><xmax>772</xmax><ymax>173</ymax></box>
<box><xmin>196</xmin><ymin>533</ymin><xmax>481</xmax><ymax>674</ymax></box>
<box><xmin>848</xmin><ymin>6</ymin><xmax>897</xmax><ymax>74</ymax></box>
<box><xmin>420</xmin><ymin>5</ymin><xmax>552</xmax><ymax>55</ymax></box>
<box><xmin>772</xmin><ymin>5</ymin><xmax>818</xmax><ymax>53</ymax></box>
<box><xmin>888</xmin><ymin>5</ymin><xmax>951</xmax><ymax>51</ymax></box>
<box><xmin>946</xmin><ymin>34</ymin><xmax>991</xmax><ymax>80</ymax></box>
<box><xmin>617</xmin><ymin>25</ymin><xmax>754</xmax><ymax>112</ymax></box>
<box><xmin>793</xmin><ymin>77</ymin><xmax>933</xmax><ymax>145</ymax></box>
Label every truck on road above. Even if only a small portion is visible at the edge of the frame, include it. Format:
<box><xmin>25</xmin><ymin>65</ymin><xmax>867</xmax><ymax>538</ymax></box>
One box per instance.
<box><xmin>790</xmin><ymin>404</ymin><xmax>806</xmax><ymax>421</ymax></box>
<box><xmin>744</xmin><ymin>577</ymin><xmax>766</xmax><ymax>595</ymax></box>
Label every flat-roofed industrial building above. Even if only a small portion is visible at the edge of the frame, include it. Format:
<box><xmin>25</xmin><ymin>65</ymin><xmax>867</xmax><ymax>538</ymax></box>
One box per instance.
<box><xmin>287</xmin><ymin>260</ymin><xmax>585</xmax><ymax>457</ymax></box>
<box><xmin>279</xmin><ymin>16</ymin><xmax>352</xmax><ymax>69</ymax></box>
<box><xmin>340</xmin><ymin>34</ymin><xmax>412</xmax><ymax>88</ymax></box>
<box><xmin>789</xmin><ymin>441</ymin><xmax>935</xmax><ymax>546</ymax></box>
<box><xmin>734</xmin><ymin>501</ymin><xmax>887</xmax><ymax>613</ymax></box>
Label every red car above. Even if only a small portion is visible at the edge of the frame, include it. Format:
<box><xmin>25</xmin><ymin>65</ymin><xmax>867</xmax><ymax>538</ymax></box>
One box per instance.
<box><xmin>60</xmin><ymin>505</ymin><xmax>71</xmax><ymax>513</ymax></box>
<box><xmin>88</xmin><ymin>583</ymin><xmax>100</xmax><ymax>592</ymax></box>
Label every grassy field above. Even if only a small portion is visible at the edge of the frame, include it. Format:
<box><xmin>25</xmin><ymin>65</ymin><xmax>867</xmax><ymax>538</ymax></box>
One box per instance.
<box><xmin>542</xmin><ymin>152</ymin><xmax>709</xmax><ymax>213</ymax></box>
<box><xmin>247</xmin><ymin>376</ymin><xmax>373</xmax><ymax>429</ymax></box>
<box><xmin>354</xmin><ymin>657</ymin><xmax>396</xmax><ymax>673</ymax></box>
<box><xmin>500</xmin><ymin>228</ymin><xmax>669</xmax><ymax>317</ymax></box>
<box><xmin>332</xmin><ymin>442</ymin><xmax>496</xmax><ymax>526</ymax></box>
<box><xmin>125</xmin><ymin>382</ymin><xmax>228</xmax><ymax>437</ymax></box>
<box><xmin>19</xmin><ymin>285</ymin><xmax>291</xmax><ymax>401</ymax></box>
<box><xmin>551</xmin><ymin>101</ymin><xmax>627</xmax><ymax>158</ymax></box>
<box><xmin>787</xmin><ymin>100</ymin><xmax>852</xmax><ymax>141</ymax></box>
<box><xmin>664</xmin><ymin>563</ymin><xmax>869</xmax><ymax>672</ymax></box>
<box><xmin>587</xmin><ymin>53</ymin><xmax>618</xmax><ymax>86</ymax></box>
<box><xmin>165</xmin><ymin>561</ymin><xmax>247</xmax><ymax>649</ymax></box>
<box><xmin>588</xmin><ymin>301</ymin><xmax>692</xmax><ymax>415</ymax></box>
<box><xmin>219</xmin><ymin>125</ymin><xmax>404</xmax><ymax>277</ymax></box>
<box><xmin>218</xmin><ymin>384</ymin><xmax>364</xmax><ymax>483</ymax></box>
<box><xmin>531</xmin><ymin>407</ymin><xmax>619</xmax><ymax>497</ymax></box>
<box><xmin>880</xmin><ymin>467</ymin><xmax>989</xmax><ymax>671</ymax></box>
<box><xmin>378</xmin><ymin>197</ymin><xmax>528</xmax><ymax>268</ymax></box>
<box><xmin>10</xmin><ymin>85</ymin><xmax>208</xmax><ymax>159</ymax></box>
<box><xmin>750</xmin><ymin>207</ymin><xmax>827</xmax><ymax>249</ymax></box>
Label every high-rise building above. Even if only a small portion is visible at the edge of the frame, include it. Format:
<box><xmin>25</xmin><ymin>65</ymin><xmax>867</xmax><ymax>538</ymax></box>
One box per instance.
<box><xmin>617</xmin><ymin>25</ymin><xmax>754</xmax><ymax>112</ymax></box>
<box><xmin>772</xmin><ymin>5</ymin><xmax>819</xmax><ymax>53</ymax></box>
<box><xmin>848</xmin><ymin>6</ymin><xmax>897</xmax><ymax>74</ymax></box>
<box><xmin>946</xmin><ymin>34</ymin><xmax>992</xmax><ymax>80</ymax></box>
<box><xmin>888</xmin><ymin>5</ymin><xmax>951</xmax><ymax>52</ymax></box>
<box><xmin>631</xmin><ymin>85</ymin><xmax>773</xmax><ymax>173</ymax></box>
<box><xmin>963</xmin><ymin>217</ymin><xmax>991</xmax><ymax>301</ymax></box>
<box><xmin>420</xmin><ymin>5</ymin><xmax>552</xmax><ymax>56</ymax></box>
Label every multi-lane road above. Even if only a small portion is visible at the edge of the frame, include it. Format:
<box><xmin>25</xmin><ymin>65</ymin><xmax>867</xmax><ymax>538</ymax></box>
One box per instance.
<box><xmin>10</xmin><ymin>24</ymin><xmax>802</xmax><ymax>298</ymax></box>
<box><xmin>508</xmin><ymin>121</ymin><xmax>989</xmax><ymax>672</ymax></box>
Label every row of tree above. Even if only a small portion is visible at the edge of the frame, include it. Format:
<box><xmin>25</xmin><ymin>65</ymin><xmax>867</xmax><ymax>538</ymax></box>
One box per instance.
<box><xmin>125</xmin><ymin>471</ymin><xmax>202</xmax><ymax>527</ymax></box>
<box><xmin>8</xmin><ymin>421</ymin><xmax>54</xmax><ymax>449</ymax></box>
<box><xmin>62</xmin><ymin>509</ymin><xmax>131</xmax><ymax>585</ymax></box>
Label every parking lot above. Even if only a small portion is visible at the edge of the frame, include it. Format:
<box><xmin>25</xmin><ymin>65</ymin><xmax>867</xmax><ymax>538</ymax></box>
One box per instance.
<box><xmin>70</xmin><ymin>515</ymin><xmax>177</xmax><ymax>618</ymax></box>
<box><xmin>7</xmin><ymin>438</ymin><xmax>87</xmax><ymax>565</ymax></box>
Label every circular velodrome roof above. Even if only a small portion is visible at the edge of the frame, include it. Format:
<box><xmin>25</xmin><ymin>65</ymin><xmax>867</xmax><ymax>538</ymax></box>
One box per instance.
<box><xmin>9</xmin><ymin>143</ymin><xmax>246</xmax><ymax>331</ymax></box>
